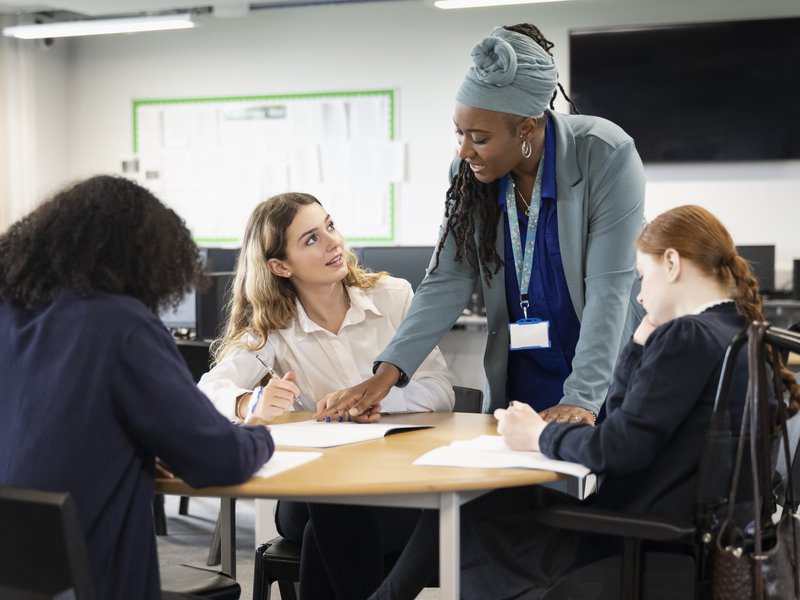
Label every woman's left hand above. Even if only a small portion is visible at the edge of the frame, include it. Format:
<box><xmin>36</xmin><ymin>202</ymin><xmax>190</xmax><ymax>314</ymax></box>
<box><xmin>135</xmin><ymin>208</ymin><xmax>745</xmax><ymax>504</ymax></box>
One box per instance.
<box><xmin>494</xmin><ymin>401</ymin><xmax>546</xmax><ymax>452</ymax></box>
<box><xmin>633</xmin><ymin>314</ymin><xmax>659</xmax><ymax>346</ymax></box>
<box><xmin>538</xmin><ymin>404</ymin><xmax>596</xmax><ymax>425</ymax></box>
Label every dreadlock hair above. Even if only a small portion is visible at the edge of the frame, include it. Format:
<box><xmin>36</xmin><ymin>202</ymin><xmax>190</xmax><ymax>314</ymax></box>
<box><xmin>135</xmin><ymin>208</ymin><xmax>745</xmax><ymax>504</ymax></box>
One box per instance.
<box><xmin>637</xmin><ymin>205</ymin><xmax>800</xmax><ymax>416</ymax></box>
<box><xmin>431</xmin><ymin>160</ymin><xmax>504</xmax><ymax>285</ymax></box>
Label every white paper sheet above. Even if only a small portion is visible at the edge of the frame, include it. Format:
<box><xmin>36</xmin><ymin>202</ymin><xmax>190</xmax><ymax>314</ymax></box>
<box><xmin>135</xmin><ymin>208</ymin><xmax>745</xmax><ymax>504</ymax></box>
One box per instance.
<box><xmin>268</xmin><ymin>420</ymin><xmax>431</xmax><ymax>448</ymax></box>
<box><xmin>255</xmin><ymin>451</ymin><xmax>322</xmax><ymax>478</ymax></box>
<box><xmin>413</xmin><ymin>435</ymin><xmax>591</xmax><ymax>478</ymax></box>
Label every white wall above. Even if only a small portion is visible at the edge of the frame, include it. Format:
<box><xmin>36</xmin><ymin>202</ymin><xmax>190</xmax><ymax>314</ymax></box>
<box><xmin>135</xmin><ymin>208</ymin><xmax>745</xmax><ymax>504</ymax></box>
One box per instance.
<box><xmin>4</xmin><ymin>0</ymin><xmax>800</xmax><ymax>281</ymax></box>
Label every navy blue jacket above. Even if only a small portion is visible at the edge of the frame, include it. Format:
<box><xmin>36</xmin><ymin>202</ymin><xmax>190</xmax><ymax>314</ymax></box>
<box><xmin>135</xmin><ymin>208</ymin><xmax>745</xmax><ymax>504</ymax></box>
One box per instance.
<box><xmin>539</xmin><ymin>303</ymin><xmax>747</xmax><ymax>522</ymax></box>
<box><xmin>0</xmin><ymin>291</ymin><xmax>274</xmax><ymax>599</ymax></box>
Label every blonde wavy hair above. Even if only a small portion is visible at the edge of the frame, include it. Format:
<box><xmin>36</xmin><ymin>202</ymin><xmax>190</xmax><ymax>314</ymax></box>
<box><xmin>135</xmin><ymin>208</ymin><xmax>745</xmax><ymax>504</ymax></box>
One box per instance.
<box><xmin>212</xmin><ymin>192</ymin><xmax>385</xmax><ymax>363</ymax></box>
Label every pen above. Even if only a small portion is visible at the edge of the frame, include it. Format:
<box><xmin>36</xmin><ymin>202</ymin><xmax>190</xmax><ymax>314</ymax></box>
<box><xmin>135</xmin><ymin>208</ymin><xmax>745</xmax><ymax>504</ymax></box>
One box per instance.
<box><xmin>255</xmin><ymin>354</ymin><xmax>279</xmax><ymax>380</ymax></box>
<box><xmin>255</xmin><ymin>353</ymin><xmax>303</xmax><ymax>412</ymax></box>
<box><xmin>247</xmin><ymin>385</ymin><xmax>264</xmax><ymax>420</ymax></box>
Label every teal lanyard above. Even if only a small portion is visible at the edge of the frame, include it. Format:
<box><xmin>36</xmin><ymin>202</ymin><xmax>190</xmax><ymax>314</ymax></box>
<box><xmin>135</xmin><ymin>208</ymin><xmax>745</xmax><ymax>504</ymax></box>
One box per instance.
<box><xmin>505</xmin><ymin>151</ymin><xmax>545</xmax><ymax>320</ymax></box>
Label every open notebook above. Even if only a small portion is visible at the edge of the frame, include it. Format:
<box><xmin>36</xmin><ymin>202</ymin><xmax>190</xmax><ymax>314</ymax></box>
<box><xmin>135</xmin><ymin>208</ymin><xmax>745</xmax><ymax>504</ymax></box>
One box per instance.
<box><xmin>268</xmin><ymin>420</ymin><xmax>432</xmax><ymax>448</ymax></box>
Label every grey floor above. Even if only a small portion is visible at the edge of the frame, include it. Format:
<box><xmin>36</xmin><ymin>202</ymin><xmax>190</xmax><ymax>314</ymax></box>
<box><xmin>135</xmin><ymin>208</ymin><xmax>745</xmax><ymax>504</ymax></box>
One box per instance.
<box><xmin>155</xmin><ymin>495</ymin><xmax>438</xmax><ymax>600</ymax></box>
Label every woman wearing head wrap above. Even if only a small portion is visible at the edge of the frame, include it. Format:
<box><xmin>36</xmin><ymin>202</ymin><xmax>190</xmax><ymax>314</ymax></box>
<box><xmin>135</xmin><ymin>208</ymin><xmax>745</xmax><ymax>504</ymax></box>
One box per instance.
<box><xmin>319</xmin><ymin>24</ymin><xmax>645</xmax><ymax>428</ymax></box>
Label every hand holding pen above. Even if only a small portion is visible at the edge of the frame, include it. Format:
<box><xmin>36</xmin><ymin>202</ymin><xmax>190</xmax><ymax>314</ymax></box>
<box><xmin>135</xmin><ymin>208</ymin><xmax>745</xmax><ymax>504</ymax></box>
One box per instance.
<box><xmin>245</xmin><ymin>355</ymin><xmax>301</xmax><ymax>423</ymax></box>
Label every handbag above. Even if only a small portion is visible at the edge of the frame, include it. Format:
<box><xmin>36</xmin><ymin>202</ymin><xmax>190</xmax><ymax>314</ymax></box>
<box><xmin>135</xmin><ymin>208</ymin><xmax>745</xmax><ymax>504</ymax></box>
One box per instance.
<box><xmin>713</xmin><ymin>322</ymin><xmax>800</xmax><ymax>600</ymax></box>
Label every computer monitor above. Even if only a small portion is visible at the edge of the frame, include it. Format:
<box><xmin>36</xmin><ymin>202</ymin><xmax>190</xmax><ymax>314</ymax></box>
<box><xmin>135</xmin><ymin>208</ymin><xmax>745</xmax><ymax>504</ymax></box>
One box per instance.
<box><xmin>736</xmin><ymin>245</ymin><xmax>776</xmax><ymax>294</ymax></box>
<box><xmin>357</xmin><ymin>246</ymin><xmax>436</xmax><ymax>291</ymax></box>
<box><xmin>159</xmin><ymin>245</ymin><xmax>239</xmax><ymax>336</ymax></box>
<box><xmin>357</xmin><ymin>245</ymin><xmax>485</xmax><ymax>315</ymax></box>
<box><xmin>196</xmin><ymin>272</ymin><xmax>235</xmax><ymax>342</ymax></box>
<box><xmin>159</xmin><ymin>290</ymin><xmax>196</xmax><ymax>330</ymax></box>
<box><xmin>204</xmin><ymin>247</ymin><xmax>239</xmax><ymax>272</ymax></box>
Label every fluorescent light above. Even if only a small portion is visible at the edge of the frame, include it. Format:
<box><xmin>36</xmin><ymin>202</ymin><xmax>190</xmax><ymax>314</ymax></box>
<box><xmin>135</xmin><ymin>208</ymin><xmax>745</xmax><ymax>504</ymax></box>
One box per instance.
<box><xmin>2</xmin><ymin>14</ymin><xmax>195</xmax><ymax>40</ymax></box>
<box><xmin>434</xmin><ymin>0</ymin><xmax>569</xmax><ymax>8</ymax></box>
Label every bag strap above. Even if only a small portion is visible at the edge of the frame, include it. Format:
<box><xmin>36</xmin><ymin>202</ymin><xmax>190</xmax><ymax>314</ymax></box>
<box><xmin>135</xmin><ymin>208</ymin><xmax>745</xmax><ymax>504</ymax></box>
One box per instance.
<box><xmin>768</xmin><ymin>335</ymin><xmax>800</xmax><ymax>600</ymax></box>
<box><xmin>749</xmin><ymin>322</ymin><xmax>769</xmax><ymax>600</ymax></box>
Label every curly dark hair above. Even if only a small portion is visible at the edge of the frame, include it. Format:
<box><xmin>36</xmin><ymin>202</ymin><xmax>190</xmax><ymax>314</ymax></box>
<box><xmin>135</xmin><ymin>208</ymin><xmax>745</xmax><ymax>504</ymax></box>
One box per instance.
<box><xmin>0</xmin><ymin>174</ymin><xmax>204</xmax><ymax>313</ymax></box>
<box><xmin>431</xmin><ymin>23</ymin><xmax>579</xmax><ymax>284</ymax></box>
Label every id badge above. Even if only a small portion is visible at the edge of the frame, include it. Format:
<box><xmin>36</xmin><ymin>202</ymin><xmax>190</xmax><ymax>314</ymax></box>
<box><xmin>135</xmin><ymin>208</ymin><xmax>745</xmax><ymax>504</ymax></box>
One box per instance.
<box><xmin>509</xmin><ymin>318</ymin><xmax>551</xmax><ymax>350</ymax></box>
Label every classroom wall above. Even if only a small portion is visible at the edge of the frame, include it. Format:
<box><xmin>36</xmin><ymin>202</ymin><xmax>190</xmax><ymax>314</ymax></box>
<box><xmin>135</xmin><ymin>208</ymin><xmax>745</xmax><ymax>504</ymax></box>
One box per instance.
<box><xmin>2</xmin><ymin>0</ymin><xmax>799</xmax><ymax>283</ymax></box>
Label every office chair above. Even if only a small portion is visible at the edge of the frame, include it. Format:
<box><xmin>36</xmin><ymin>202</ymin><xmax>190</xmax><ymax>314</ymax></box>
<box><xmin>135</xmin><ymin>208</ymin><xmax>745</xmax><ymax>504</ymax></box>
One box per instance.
<box><xmin>452</xmin><ymin>384</ymin><xmax>484</xmax><ymax>414</ymax></box>
<box><xmin>0</xmin><ymin>485</ymin><xmax>242</xmax><ymax>600</ymax></box>
<box><xmin>251</xmin><ymin>387</ymin><xmax>485</xmax><ymax>600</ymax></box>
<box><xmin>536</xmin><ymin>324</ymin><xmax>800</xmax><ymax>600</ymax></box>
<box><xmin>0</xmin><ymin>485</ymin><xmax>96</xmax><ymax>599</ymax></box>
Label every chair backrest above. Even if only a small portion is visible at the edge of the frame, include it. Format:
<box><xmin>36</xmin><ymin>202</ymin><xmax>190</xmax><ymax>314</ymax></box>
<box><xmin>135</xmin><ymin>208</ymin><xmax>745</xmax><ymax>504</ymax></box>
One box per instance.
<box><xmin>0</xmin><ymin>485</ymin><xmax>95</xmax><ymax>600</ymax></box>
<box><xmin>176</xmin><ymin>341</ymin><xmax>212</xmax><ymax>383</ymax></box>
<box><xmin>453</xmin><ymin>385</ymin><xmax>483</xmax><ymax>414</ymax></box>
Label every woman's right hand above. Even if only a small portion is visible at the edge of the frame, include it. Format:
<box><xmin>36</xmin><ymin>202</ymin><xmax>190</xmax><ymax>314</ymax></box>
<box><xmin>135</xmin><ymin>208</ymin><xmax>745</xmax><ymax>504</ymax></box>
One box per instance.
<box><xmin>313</xmin><ymin>362</ymin><xmax>399</xmax><ymax>421</ymax></box>
<box><xmin>245</xmin><ymin>371</ymin><xmax>300</xmax><ymax>424</ymax></box>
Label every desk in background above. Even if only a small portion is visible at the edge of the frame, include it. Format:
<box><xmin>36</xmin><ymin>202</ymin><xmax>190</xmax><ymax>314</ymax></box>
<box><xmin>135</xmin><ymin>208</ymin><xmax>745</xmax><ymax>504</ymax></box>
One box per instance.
<box><xmin>157</xmin><ymin>411</ymin><xmax>565</xmax><ymax>600</ymax></box>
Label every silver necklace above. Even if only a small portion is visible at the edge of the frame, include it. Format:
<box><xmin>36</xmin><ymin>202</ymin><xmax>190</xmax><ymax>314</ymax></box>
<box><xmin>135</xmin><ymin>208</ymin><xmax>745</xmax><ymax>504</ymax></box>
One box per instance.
<box><xmin>514</xmin><ymin>185</ymin><xmax>533</xmax><ymax>218</ymax></box>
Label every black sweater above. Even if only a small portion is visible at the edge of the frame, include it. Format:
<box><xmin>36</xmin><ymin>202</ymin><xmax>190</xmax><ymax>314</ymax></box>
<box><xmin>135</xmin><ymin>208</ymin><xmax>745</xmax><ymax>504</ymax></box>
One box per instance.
<box><xmin>0</xmin><ymin>291</ymin><xmax>274</xmax><ymax>599</ymax></box>
<box><xmin>539</xmin><ymin>303</ymin><xmax>747</xmax><ymax>522</ymax></box>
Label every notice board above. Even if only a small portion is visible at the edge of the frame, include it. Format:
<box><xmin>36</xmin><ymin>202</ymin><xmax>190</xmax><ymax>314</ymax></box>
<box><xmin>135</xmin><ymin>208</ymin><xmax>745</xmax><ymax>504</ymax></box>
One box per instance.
<box><xmin>131</xmin><ymin>90</ymin><xmax>400</xmax><ymax>244</ymax></box>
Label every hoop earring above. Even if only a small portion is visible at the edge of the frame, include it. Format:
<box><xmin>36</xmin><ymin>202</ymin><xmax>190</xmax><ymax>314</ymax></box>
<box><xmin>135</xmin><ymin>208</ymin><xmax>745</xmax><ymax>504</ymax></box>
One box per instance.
<box><xmin>521</xmin><ymin>139</ymin><xmax>532</xmax><ymax>159</ymax></box>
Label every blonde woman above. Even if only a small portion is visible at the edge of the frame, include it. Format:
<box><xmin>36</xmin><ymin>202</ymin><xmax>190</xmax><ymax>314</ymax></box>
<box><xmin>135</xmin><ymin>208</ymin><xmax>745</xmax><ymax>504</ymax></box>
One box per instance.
<box><xmin>199</xmin><ymin>191</ymin><xmax>453</xmax><ymax>599</ymax></box>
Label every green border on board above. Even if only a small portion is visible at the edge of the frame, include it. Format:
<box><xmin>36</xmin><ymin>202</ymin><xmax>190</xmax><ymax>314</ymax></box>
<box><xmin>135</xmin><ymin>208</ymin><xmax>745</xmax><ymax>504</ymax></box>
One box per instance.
<box><xmin>132</xmin><ymin>90</ymin><xmax>396</xmax><ymax>244</ymax></box>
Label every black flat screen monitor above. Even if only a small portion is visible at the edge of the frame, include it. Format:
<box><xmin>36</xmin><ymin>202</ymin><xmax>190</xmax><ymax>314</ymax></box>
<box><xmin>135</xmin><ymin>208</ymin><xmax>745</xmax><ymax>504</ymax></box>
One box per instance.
<box><xmin>358</xmin><ymin>246</ymin><xmax>436</xmax><ymax>291</ymax></box>
<box><xmin>569</xmin><ymin>17</ymin><xmax>800</xmax><ymax>163</ymax></box>
<box><xmin>736</xmin><ymin>245</ymin><xmax>775</xmax><ymax>294</ymax></box>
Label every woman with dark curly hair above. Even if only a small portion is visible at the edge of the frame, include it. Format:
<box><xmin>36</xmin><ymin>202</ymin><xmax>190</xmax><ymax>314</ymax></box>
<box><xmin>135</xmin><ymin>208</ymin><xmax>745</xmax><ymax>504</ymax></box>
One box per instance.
<box><xmin>0</xmin><ymin>175</ymin><xmax>275</xmax><ymax>600</ymax></box>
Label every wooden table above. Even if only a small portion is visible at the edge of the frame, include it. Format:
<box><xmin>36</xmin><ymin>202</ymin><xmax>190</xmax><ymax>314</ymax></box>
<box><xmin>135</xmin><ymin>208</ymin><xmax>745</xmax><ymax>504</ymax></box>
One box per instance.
<box><xmin>156</xmin><ymin>412</ymin><xmax>565</xmax><ymax>599</ymax></box>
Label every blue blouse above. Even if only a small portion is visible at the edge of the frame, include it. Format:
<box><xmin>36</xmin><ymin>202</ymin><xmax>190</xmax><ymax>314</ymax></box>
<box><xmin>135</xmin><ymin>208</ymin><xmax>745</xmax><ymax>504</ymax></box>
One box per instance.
<box><xmin>501</xmin><ymin>117</ymin><xmax>581</xmax><ymax>411</ymax></box>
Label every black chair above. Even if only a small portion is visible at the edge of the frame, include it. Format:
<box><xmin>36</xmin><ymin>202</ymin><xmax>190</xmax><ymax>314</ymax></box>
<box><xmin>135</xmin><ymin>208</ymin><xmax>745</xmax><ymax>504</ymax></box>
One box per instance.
<box><xmin>0</xmin><ymin>485</ymin><xmax>241</xmax><ymax>600</ymax></box>
<box><xmin>251</xmin><ymin>386</ymin><xmax>485</xmax><ymax>600</ymax></box>
<box><xmin>536</xmin><ymin>325</ymin><xmax>800</xmax><ymax>600</ymax></box>
<box><xmin>0</xmin><ymin>485</ymin><xmax>96</xmax><ymax>599</ymax></box>
<box><xmin>452</xmin><ymin>384</ymin><xmax>484</xmax><ymax>414</ymax></box>
<box><xmin>253</xmin><ymin>536</ymin><xmax>302</xmax><ymax>600</ymax></box>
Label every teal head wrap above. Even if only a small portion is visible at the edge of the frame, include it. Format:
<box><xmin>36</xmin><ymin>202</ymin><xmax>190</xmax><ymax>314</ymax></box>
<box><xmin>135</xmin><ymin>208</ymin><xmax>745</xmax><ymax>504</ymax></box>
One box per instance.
<box><xmin>455</xmin><ymin>26</ymin><xmax>558</xmax><ymax>118</ymax></box>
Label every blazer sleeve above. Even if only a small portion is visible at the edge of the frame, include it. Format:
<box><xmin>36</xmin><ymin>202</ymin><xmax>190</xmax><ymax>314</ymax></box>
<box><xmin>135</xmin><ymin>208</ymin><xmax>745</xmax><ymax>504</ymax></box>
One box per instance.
<box><xmin>380</xmin><ymin>282</ymin><xmax>455</xmax><ymax>412</ymax></box>
<box><xmin>376</xmin><ymin>202</ymin><xmax>477</xmax><ymax>380</ymax></box>
<box><xmin>561</xmin><ymin>138</ymin><xmax>645</xmax><ymax>413</ymax></box>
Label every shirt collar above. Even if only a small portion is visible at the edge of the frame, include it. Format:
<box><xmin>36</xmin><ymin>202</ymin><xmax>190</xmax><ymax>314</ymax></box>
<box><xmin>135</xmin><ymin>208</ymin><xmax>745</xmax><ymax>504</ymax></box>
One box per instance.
<box><xmin>692</xmin><ymin>298</ymin><xmax>734</xmax><ymax>315</ymax></box>
<box><xmin>293</xmin><ymin>285</ymin><xmax>384</xmax><ymax>337</ymax></box>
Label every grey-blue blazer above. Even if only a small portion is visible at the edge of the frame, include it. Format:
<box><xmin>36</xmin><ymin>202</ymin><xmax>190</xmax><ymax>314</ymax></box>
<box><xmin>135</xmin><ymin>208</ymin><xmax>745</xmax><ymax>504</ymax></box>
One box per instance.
<box><xmin>377</xmin><ymin>110</ymin><xmax>646</xmax><ymax>413</ymax></box>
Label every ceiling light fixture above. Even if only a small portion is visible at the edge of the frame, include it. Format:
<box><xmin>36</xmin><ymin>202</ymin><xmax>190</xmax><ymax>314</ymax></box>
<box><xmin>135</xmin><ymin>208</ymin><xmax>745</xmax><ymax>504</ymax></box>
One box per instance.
<box><xmin>2</xmin><ymin>14</ymin><xmax>195</xmax><ymax>40</ymax></box>
<box><xmin>433</xmin><ymin>0</ymin><xmax>569</xmax><ymax>8</ymax></box>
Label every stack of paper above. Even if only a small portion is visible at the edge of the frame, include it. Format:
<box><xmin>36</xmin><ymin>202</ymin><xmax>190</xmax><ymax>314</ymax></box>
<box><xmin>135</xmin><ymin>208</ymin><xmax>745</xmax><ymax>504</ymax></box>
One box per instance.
<box><xmin>413</xmin><ymin>435</ymin><xmax>590</xmax><ymax>478</ymax></box>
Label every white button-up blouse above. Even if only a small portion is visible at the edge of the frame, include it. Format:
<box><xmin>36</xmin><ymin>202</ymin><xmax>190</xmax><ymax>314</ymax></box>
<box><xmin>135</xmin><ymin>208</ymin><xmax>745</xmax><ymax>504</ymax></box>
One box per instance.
<box><xmin>198</xmin><ymin>276</ymin><xmax>455</xmax><ymax>420</ymax></box>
